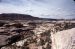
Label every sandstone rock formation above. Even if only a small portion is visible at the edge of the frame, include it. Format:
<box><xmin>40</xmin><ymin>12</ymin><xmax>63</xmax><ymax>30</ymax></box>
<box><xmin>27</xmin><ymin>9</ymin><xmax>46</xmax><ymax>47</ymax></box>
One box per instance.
<box><xmin>51</xmin><ymin>28</ymin><xmax>75</xmax><ymax>49</ymax></box>
<box><xmin>0</xmin><ymin>20</ymin><xmax>75</xmax><ymax>49</ymax></box>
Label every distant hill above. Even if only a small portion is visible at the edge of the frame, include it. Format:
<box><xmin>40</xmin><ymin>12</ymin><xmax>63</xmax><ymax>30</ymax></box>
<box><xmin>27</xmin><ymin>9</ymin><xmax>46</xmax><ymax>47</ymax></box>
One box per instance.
<box><xmin>0</xmin><ymin>13</ymin><xmax>74</xmax><ymax>21</ymax></box>
<box><xmin>0</xmin><ymin>13</ymin><xmax>58</xmax><ymax>21</ymax></box>
<box><xmin>0</xmin><ymin>13</ymin><xmax>42</xmax><ymax>20</ymax></box>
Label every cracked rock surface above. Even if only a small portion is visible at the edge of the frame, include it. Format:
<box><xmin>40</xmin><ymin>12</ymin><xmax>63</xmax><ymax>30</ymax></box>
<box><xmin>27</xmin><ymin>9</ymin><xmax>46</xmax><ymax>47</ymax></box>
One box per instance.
<box><xmin>0</xmin><ymin>20</ymin><xmax>75</xmax><ymax>49</ymax></box>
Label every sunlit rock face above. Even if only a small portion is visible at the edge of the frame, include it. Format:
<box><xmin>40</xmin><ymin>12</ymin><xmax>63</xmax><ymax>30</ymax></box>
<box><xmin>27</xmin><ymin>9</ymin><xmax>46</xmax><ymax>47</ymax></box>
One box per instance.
<box><xmin>52</xmin><ymin>28</ymin><xmax>75</xmax><ymax>49</ymax></box>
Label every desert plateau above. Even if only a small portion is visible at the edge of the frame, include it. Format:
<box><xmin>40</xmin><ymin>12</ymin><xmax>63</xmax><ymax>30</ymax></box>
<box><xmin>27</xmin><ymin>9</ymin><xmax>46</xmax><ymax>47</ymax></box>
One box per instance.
<box><xmin>0</xmin><ymin>13</ymin><xmax>74</xmax><ymax>49</ymax></box>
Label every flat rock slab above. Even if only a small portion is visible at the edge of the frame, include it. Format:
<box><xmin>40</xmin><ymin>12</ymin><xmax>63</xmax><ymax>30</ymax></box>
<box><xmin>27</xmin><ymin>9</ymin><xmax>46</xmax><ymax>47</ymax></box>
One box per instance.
<box><xmin>0</xmin><ymin>35</ymin><xmax>10</xmax><ymax>46</ymax></box>
<box><xmin>51</xmin><ymin>28</ymin><xmax>75</xmax><ymax>49</ymax></box>
<box><xmin>0</xmin><ymin>34</ymin><xmax>20</xmax><ymax>47</ymax></box>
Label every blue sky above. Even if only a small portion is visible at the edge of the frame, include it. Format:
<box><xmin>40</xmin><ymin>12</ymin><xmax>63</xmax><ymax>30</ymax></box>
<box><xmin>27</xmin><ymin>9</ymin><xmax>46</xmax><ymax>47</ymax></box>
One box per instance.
<box><xmin>0</xmin><ymin>0</ymin><xmax>75</xmax><ymax>19</ymax></box>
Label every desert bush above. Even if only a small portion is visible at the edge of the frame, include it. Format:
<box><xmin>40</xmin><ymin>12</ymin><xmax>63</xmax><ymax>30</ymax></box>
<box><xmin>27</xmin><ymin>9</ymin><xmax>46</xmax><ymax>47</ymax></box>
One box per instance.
<box><xmin>0</xmin><ymin>21</ymin><xmax>6</xmax><ymax>27</ymax></box>
<box><xmin>11</xmin><ymin>23</ymin><xmax>23</xmax><ymax>28</ymax></box>
<box><xmin>4</xmin><ymin>23</ymin><xmax>23</xmax><ymax>28</ymax></box>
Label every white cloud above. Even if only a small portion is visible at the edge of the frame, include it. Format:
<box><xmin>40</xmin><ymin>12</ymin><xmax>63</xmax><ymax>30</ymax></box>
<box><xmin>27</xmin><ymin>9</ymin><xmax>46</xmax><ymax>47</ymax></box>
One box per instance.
<box><xmin>0</xmin><ymin>0</ymin><xmax>75</xmax><ymax>19</ymax></box>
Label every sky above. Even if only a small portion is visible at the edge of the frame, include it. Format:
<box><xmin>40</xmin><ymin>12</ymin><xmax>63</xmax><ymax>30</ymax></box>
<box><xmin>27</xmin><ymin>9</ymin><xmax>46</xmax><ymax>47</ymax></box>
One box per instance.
<box><xmin>0</xmin><ymin>0</ymin><xmax>75</xmax><ymax>19</ymax></box>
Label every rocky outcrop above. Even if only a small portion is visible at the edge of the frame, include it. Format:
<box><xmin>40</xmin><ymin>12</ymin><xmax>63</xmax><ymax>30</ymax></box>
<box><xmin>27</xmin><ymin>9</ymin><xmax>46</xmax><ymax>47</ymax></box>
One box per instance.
<box><xmin>0</xmin><ymin>20</ymin><xmax>75</xmax><ymax>49</ymax></box>
<box><xmin>51</xmin><ymin>28</ymin><xmax>75</xmax><ymax>49</ymax></box>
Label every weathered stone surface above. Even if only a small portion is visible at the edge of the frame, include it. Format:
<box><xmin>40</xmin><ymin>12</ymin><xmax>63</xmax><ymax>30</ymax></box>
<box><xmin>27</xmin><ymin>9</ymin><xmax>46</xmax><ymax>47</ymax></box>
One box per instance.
<box><xmin>0</xmin><ymin>35</ymin><xmax>10</xmax><ymax>47</ymax></box>
<box><xmin>51</xmin><ymin>28</ymin><xmax>75</xmax><ymax>49</ymax></box>
<box><xmin>0</xmin><ymin>20</ymin><xmax>75</xmax><ymax>49</ymax></box>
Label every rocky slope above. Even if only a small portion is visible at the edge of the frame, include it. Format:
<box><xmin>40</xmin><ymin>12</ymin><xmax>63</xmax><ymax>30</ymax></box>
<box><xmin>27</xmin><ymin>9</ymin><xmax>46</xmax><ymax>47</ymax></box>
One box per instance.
<box><xmin>0</xmin><ymin>20</ymin><xmax>75</xmax><ymax>49</ymax></box>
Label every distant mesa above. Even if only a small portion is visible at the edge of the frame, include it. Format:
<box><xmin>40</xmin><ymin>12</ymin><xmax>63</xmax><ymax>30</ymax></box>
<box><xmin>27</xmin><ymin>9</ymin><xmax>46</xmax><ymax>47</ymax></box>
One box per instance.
<box><xmin>0</xmin><ymin>13</ymin><xmax>57</xmax><ymax>21</ymax></box>
<box><xmin>0</xmin><ymin>13</ymin><xmax>74</xmax><ymax>21</ymax></box>
<box><xmin>0</xmin><ymin>13</ymin><xmax>41</xmax><ymax>20</ymax></box>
